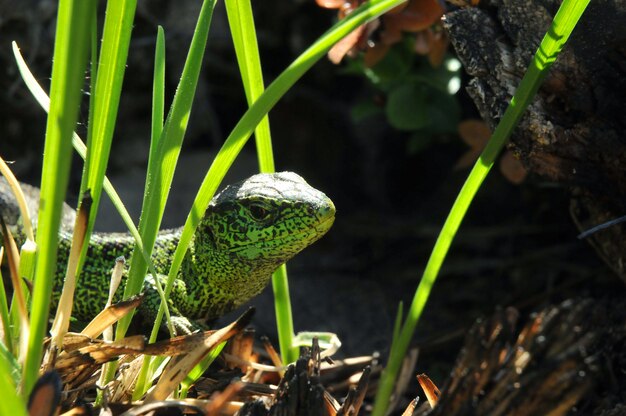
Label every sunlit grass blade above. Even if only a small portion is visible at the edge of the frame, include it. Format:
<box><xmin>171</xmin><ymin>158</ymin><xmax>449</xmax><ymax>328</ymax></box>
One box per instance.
<box><xmin>12</xmin><ymin>42</ymin><xmax>176</xmax><ymax>395</ymax></box>
<box><xmin>1</xmin><ymin>219</ymin><xmax>31</xmax><ymax>365</ymax></box>
<box><xmin>0</xmin><ymin>160</ymin><xmax>35</xmax><ymax>242</ymax></box>
<box><xmin>151</xmin><ymin>26</ymin><xmax>166</xmax><ymax>152</ymax></box>
<box><xmin>132</xmin><ymin>25</ymin><xmax>168</xmax><ymax>400</ymax></box>
<box><xmin>224</xmin><ymin>0</ymin><xmax>298</xmax><ymax>364</ymax></box>
<box><xmin>12</xmin><ymin>43</ymin><xmax>169</xmax><ymax>315</ymax></box>
<box><xmin>224</xmin><ymin>0</ymin><xmax>274</xmax><ymax>172</ymax></box>
<box><xmin>74</xmin><ymin>0</ymin><xmax>137</xmax><ymax>275</ymax></box>
<box><xmin>271</xmin><ymin>265</ymin><xmax>297</xmax><ymax>363</ymax></box>
<box><xmin>21</xmin><ymin>0</ymin><xmax>97</xmax><ymax>397</ymax></box>
<box><xmin>13</xmin><ymin>39</ymin><xmax>175</xmax><ymax>403</ymax></box>
<box><xmin>161</xmin><ymin>1</ymin><xmax>406</xmax><ymax>359</ymax></box>
<box><xmin>143</xmin><ymin>25</ymin><xmax>172</xmax><ymax>342</ymax></box>
<box><xmin>56</xmin><ymin>1</ymin><xmax>137</xmax><ymax>354</ymax></box>
<box><xmin>117</xmin><ymin>0</ymin><xmax>218</xmax><ymax>343</ymax></box>
<box><xmin>179</xmin><ymin>341</ymin><xmax>226</xmax><ymax>398</ymax></box>
<box><xmin>0</xmin><ymin>157</ymin><xmax>36</xmax><ymax>353</ymax></box>
<box><xmin>370</xmin><ymin>0</ymin><xmax>591</xmax><ymax>413</ymax></box>
<box><xmin>0</xmin><ymin>251</ymin><xmax>11</xmax><ymax>352</ymax></box>
<box><xmin>0</xmin><ymin>342</ymin><xmax>26</xmax><ymax>416</ymax></box>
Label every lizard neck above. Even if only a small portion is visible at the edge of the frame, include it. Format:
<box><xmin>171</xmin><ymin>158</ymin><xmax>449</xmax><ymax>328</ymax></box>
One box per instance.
<box><xmin>151</xmin><ymin>227</ymin><xmax>183</xmax><ymax>272</ymax></box>
<box><xmin>179</xmin><ymin>221</ymin><xmax>283</xmax><ymax>320</ymax></box>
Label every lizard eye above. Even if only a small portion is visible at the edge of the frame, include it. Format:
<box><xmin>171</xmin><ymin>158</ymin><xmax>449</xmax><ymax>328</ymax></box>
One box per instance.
<box><xmin>248</xmin><ymin>202</ymin><xmax>272</xmax><ymax>222</ymax></box>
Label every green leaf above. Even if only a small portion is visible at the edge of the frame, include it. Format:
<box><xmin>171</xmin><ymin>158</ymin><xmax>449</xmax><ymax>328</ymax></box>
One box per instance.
<box><xmin>351</xmin><ymin>99</ymin><xmax>383</xmax><ymax>122</ymax></box>
<box><xmin>366</xmin><ymin>36</ymin><xmax>414</xmax><ymax>86</ymax></box>
<box><xmin>385</xmin><ymin>84</ymin><xmax>429</xmax><ymax>131</ymax></box>
<box><xmin>413</xmin><ymin>55</ymin><xmax>462</xmax><ymax>94</ymax></box>
<box><xmin>426</xmin><ymin>89</ymin><xmax>461</xmax><ymax>133</ymax></box>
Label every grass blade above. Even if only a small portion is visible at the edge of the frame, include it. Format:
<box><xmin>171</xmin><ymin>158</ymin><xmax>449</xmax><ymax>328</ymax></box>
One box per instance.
<box><xmin>21</xmin><ymin>0</ymin><xmax>97</xmax><ymax>397</ymax></box>
<box><xmin>151</xmin><ymin>26</ymin><xmax>166</xmax><ymax>151</ymax></box>
<box><xmin>80</xmin><ymin>0</ymin><xmax>137</xmax><ymax>232</ymax></box>
<box><xmin>160</xmin><ymin>0</ymin><xmax>406</xmax><ymax>352</ymax></box>
<box><xmin>371</xmin><ymin>0</ymin><xmax>591</xmax><ymax>413</ymax></box>
<box><xmin>51</xmin><ymin>0</ymin><xmax>137</xmax><ymax>348</ymax></box>
<box><xmin>0</xmin><ymin>341</ymin><xmax>27</xmax><ymax>415</ymax></box>
<box><xmin>131</xmin><ymin>25</ymin><xmax>168</xmax><ymax>400</ymax></box>
<box><xmin>224</xmin><ymin>0</ymin><xmax>298</xmax><ymax>363</ymax></box>
<box><xmin>117</xmin><ymin>0</ymin><xmax>218</xmax><ymax>342</ymax></box>
<box><xmin>224</xmin><ymin>0</ymin><xmax>274</xmax><ymax>172</ymax></box>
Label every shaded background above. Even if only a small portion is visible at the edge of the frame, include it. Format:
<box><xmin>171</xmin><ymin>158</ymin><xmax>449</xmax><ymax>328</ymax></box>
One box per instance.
<box><xmin>0</xmin><ymin>0</ymin><xmax>618</xmax><ymax>388</ymax></box>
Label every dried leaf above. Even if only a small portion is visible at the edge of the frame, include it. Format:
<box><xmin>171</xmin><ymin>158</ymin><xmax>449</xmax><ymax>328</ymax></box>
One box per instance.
<box><xmin>55</xmin><ymin>335</ymin><xmax>146</xmax><ymax>372</ymax></box>
<box><xmin>146</xmin><ymin>309</ymin><xmax>254</xmax><ymax>401</ymax></box>
<box><xmin>80</xmin><ymin>294</ymin><xmax>144</xmax><ymax>339</ymax></box>
<box><xmin>143</xmin><ymin>330</ymin><xmax>217</xmax><ymax>357</ymax></box>
<box><xmin>203</xmin><ymin>381</ymin><xmax>245</xmax><ymax>414</ymax></box>
<box><xmin>315</xmin><ymin>0</ymin><xmax>347</xmax><ymax>8</ymax></box>
<box><xmin>364</xmin><ymin>43</ymin><xmax>391</xmax><ymax>67</ymax></box>
<box><xmin>28</xmin><ymin>371</ymin><xmax>62</xmax><ymax>416</ymax></box>
<box><xmin>426</xmin><ymin>29</ymin><xmax>449</xmax><ymax>67</ymax></box>
<box><xmin>383</xmin><ymin>0</ymin><xmax>444</xmax><ymax>32</ymax></box>
<box><xmin>458</xmin><ymin>119</ymin><xmax>491</xmax><ymax>148</ymax></box>
<box><xmin>50</xmin><ymin>190</ymin><xmax>92</xmax><ymax>347</ymax></box>
<box><xmin>417</xmin><ymin>373</ymin><xmax>441</xmax><ymax>408</ymax></box>
<box><xmin>455</xmin><ymin>119</ymin><xmax>491</xmax><ymax>169</ymax></box>
<box><xmin>328</xmin><ymin>25</ymin><xmax>367</xmax><ymax>64</ymax></box>
<box><xmin>500</xmin><ymin>151</ymin><xmax>528</xmax><ymax>184</ymax></box>
<box><xmin>227</xmin><ymin>328</ymin><xmax>255</xmax><ymax>373</ymax></box>
<box><xmin>402</xmin><ymin>398</ymin><xmax>419</xmax><ymax>416</ymax></box>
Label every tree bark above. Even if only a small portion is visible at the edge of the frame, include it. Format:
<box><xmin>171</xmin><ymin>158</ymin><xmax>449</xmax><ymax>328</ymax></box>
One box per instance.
<box><xmin>443</xmin><ymin>0</ymin><xmax>626</xmax><ymax>281</ymax></box>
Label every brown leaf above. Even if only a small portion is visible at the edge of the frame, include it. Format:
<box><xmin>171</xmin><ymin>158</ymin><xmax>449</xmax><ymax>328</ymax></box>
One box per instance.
<box><xmin>383</xmin><ymin>0</ymin><xmax>444</xmax><ymax>32</ymax></box>
<box><xmin>414</xmin><ymin>30</ymin><xmax>431</xmax><ymax>55</ymax></box>
<box><xmin>426</xmin><ymin>29</ymin><xmax>449</xmax><ymax>67</ymax></box>
<box><xmin>80</xmin><ymin>294</ymin><xmax>144</xmax><ymax>339</ymax></box>
<box><xmin>455</xmin><ymin>120</ymin><xmax>490</xmax><ymax>169</ymax></box>
<box><xmin>146</xmin><ymin>308</ymin><xmax>254</xmax><ymax>402</ymax></box>
<box><xmin>417</xmin><ymin>373</ymin><xmax>441</xmax><ymax>408</ymax></box>
<box><xmin>316</xmin><ymin>0</ymin><xmax>347</xmax><ymax>8</ymax></box>
<box><xmin>143</xmin><ymin>330</ymin><xmax>217</xmax><ymax>357</ymax></box>
<box><xmin>55</xmin><ymin>335</ymin><xmax>146</xmax><ymax>371</ymax></box>
<box><xmin>328</xmin><ymin>25</ymin><xmax>367</xmax><ymax>64</ymax></box>
<box><xmin>364</xmin><ymin>43</ymin><xmax>391</xmax><ymax>67</ymax></box>
<box><xmin>28</xmin><ymin>371</ymin><xmax>62</xmax><ymax>416</ymax></box>
<box><xmin>203</xmin><ymin>381</ymin><xmax>245</xmax><ymax>415</ymax></box>
<box><xmin>458</xmin><ymin>119</ymin><xmax>491</xmax><ymax>148</ymax></box>
<box><xmin>500</xmin><ymin>151</ymin><xmax>528</xmax><ymax>184</ymax></box>
<box><xmin>454</xmin><ymin>148</ymin><xmax>482</xmax><ymax>170</ymax></box>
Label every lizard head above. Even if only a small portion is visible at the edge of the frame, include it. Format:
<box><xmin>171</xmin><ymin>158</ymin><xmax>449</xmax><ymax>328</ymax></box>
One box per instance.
<box><xmin>195</xmin><ymin>171</ymin><xmax>335</xmax><ymax>277</ymax></box>
<box><xmin>187</xmin><ymin>171</ymin><xmax>334</xmax><ymax>319</ymax></box>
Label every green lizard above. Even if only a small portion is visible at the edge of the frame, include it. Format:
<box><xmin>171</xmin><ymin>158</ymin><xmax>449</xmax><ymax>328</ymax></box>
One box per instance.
<box><xmin>0</xmin><ymin>172</ymin><xmax>335</xmax><ymax>334</ymax></box>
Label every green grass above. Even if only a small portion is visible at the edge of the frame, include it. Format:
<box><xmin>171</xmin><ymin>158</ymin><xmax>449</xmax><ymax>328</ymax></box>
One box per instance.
<box><xmin>162</xmin><ymin>0</ymin><xmax>407</xmax><ymax>367</ymax></box>
<box><xmin>371</xmin><ymin>0</ymin><xmax>591</xmax><ymax>413</ymax></box>
<box><xmin>21</xmin><ymin>0</ymin><xmax>97</xmax><ymax>398</ymax></box>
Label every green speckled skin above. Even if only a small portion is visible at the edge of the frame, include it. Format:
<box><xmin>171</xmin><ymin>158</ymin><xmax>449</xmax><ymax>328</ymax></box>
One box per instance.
<box><xmin>1</xmin><ymin>172</ymin><xmax>335</xmax><ymax>333</ymax></box>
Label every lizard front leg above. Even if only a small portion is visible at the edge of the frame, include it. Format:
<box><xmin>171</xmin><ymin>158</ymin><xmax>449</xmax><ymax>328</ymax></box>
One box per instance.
<box><xmin>139</xmin><ymin>274</ymin><xmax>204</xmax><ymax>336</ymax></box>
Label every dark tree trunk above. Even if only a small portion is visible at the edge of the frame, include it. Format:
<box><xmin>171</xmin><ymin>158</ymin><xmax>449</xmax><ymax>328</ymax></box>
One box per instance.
<box><xmin>443</xmin><ymin>0</ymin><xmax>626</xmax><ymax>281</ymax></box>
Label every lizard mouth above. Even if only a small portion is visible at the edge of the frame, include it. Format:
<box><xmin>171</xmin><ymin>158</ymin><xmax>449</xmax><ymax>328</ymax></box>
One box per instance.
<box><xmin>314</xmin><ymin>214</ymin><xmax>335</xmax><ymax>233</ymax></box>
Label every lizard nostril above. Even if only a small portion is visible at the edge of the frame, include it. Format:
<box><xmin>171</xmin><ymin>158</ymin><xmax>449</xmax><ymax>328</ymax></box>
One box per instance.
<box><xmin>317</xmin><ymin>199</ymin><xmax>336</xmax><ymax>222</ymax></box>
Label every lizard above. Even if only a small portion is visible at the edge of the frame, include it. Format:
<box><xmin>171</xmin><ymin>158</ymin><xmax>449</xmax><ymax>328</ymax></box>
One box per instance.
<box><xmin>0</xmin><ymin>171</ymin><xmax>335</xmax><ymax>334</ymax></box>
